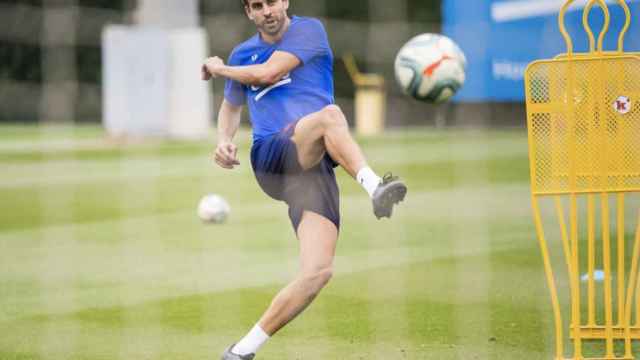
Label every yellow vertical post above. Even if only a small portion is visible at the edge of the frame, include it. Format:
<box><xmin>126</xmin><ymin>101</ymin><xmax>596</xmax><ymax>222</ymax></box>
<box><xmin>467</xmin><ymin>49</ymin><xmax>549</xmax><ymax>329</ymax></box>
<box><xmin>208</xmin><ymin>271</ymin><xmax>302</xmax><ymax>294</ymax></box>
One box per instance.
<box><xmin>532</xmin><ymin>196</ymin><xmax>566</xmax><ymax>360</ymax></box>
<box><xmin>587</xmin><ymin>195</ymin><xmax>596</xmax><ymax>327</ymax></box>
<box><xmin>602</xmin><ymin>193</ymin><xmax>615</xmax><ymax>357</ymax></box>
<box><xmin>343</xmin><ymin>54</ymin><xmax>386</xmax><ymax>136</ymax></box>
<box><xmin>625</xmin><ymin>216</ymin><xmax>640</xmax><ymax>358</ymax></box>
<box><xmin>618</xmin><ymin>194</ymin><xmax>626</xmax><ymax>326</ymax></box>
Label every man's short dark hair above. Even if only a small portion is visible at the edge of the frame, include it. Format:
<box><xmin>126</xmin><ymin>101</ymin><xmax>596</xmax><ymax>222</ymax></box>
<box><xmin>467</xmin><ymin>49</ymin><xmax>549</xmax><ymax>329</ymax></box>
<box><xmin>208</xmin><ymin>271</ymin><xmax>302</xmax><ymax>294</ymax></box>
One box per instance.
<box><xmin>241</xmin><ymin>0</ymin><xmax>248</xmax><ymax>5</ymax></box>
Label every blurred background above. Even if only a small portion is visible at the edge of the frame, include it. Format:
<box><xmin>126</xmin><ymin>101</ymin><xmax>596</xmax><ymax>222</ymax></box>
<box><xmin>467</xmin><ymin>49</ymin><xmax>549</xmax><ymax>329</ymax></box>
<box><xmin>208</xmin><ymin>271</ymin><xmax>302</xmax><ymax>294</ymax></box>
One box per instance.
<box><xmin>2</xmin><ymin>0</ymin><xmax>640</xmax><ymax>129</ymax></box>
<box><xmin>2</xmin><ymin>1</ymin><xmax>640</xmax><ymax>359</ymax></box>
<box><xmin>0</xmin><ymin>0</ymin><xmax>442</xmax><ymax>127</ymax></box>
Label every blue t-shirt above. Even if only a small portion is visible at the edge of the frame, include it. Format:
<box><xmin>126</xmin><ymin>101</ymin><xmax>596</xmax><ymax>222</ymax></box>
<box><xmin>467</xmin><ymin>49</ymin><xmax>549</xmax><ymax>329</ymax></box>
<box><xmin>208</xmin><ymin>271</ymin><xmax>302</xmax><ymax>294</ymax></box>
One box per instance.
<box><xmin>224</xmin><ymin>16</ymin><xmax>335</xmax><ymax>143</ymax></box>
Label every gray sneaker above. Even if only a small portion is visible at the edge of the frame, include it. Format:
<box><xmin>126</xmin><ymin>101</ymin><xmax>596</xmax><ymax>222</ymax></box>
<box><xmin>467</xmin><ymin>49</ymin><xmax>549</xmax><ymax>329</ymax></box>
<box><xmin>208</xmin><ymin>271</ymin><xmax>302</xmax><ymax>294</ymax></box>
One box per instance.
<box><xmin>221</xmin><ymin>345</ymin><xmax>255</xmax><ymax>360</ymax></box>
<box><xmin>372</xmin><ymin>172</ymin><xmax>407</xmax><ymax>219</ymax></box>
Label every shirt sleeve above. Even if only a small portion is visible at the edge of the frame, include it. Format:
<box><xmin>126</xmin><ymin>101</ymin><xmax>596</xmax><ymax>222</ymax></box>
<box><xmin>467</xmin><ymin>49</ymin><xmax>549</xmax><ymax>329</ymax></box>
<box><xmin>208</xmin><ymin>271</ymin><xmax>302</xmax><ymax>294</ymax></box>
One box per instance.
<box><xmin>223</xmin><ymin>50</ymin><xmax>246</xmax><ymax>106</ymax></box>
<box><xmin>277</xmin><ymin>18</ymin><xmax>330</xmax><ymax>64</ymax></box>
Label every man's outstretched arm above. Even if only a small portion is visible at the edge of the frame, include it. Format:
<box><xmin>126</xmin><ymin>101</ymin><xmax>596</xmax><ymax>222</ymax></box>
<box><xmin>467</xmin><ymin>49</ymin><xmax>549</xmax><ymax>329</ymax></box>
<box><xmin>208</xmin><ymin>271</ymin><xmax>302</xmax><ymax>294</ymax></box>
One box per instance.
<box><xmin>202</xmin><ymin>51</ymin><xmax>300</xmax><ymax>86</ymax></box>
<box><xmin>214</xmin><ymin>99</ymin><xmax>243</xmax><ymax>170</ymax></box>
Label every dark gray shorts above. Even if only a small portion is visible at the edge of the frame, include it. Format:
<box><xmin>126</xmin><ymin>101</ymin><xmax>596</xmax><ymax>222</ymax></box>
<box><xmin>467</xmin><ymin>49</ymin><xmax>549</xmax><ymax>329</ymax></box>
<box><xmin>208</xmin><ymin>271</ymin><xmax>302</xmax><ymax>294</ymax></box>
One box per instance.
<box><xmin>250</xmin><ymin>124</ymin><xmax>340</xmax><ymax>232</ymax></box>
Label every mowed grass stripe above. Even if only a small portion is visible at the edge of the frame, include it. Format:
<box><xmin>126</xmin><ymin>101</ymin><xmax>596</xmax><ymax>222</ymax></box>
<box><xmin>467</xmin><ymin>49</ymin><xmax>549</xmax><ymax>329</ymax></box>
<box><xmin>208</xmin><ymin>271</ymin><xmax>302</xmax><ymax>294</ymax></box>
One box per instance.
<box><xmin>0</xmin><ymin>251</ymin><xmax>551</xmax><ymax>359</ymax></box>
<box><xmin>0</xmin><ymin>212</ymin><xmax>537</xmax><ymax>323</ymax></box>
<box><xmin>0</xmin><ymin>157</ymin><xmax>530</xmax><ymax>232</ymax></box>
<box><xmin>1</xmin><ymin>125</ymin><xmax>558</xmax><ymax>359</ymax></box>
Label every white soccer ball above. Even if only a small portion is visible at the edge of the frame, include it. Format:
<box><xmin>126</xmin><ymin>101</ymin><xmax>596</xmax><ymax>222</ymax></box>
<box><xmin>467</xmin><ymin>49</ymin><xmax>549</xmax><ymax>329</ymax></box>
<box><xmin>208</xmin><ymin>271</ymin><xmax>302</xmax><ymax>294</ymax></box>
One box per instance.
<box><xmin>394</xmin><ymin>33</ymin><xmax>467</xmax><ymax>103</ymax></box>
<box><xmin>197</xmin><ymin>194</ymin><xmax>230</xmax><ymax>224</ymax></box>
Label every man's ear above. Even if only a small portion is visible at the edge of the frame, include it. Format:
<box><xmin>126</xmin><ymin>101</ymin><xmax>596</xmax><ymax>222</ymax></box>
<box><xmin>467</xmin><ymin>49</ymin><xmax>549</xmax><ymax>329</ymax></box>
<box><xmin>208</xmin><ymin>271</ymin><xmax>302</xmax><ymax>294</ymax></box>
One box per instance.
<box><xmin>245</xmin><ymin>6</ymin><xmax>253</xmax><ymax>20</ymax></box>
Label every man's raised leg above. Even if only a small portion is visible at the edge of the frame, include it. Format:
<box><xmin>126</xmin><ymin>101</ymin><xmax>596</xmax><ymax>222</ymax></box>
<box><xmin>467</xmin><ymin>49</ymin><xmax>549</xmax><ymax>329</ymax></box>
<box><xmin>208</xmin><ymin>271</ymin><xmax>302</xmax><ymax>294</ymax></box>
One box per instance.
<box><xmin>224</xmin><ymin>211</ymin><xmax>337</xmax><ymax>359</ymax></box>
<box><xmin>290</xmin><ymin>105</ymin><xmax>407</xmax><ymax>218</ymax></box>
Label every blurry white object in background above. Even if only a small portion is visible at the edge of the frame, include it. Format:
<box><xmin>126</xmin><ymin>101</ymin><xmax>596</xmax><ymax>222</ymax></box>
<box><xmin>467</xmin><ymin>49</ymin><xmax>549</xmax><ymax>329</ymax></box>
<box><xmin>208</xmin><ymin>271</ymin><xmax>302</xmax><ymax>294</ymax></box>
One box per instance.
<box><xmin>167</xmin><ymin>29</ymin><xmax>212</xmax><ymax>139</ymax></box>
<box><xmin>102</xmin><ymin>0</ymin><xmax>211</xmax><ymax>139</ymax></box>
<box><xmin>197</xmin><ymin>194</ymin><xmax>231</xmax><ymax>224</ymax></box>
<box><xmin>135</xmin><ymin>0</ymin><xmax>200</xmax><ymax>28</ymax></box>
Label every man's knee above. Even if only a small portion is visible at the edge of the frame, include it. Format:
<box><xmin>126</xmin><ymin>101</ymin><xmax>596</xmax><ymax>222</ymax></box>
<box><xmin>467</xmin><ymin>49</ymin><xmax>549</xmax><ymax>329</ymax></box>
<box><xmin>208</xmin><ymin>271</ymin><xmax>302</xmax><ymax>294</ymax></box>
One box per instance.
<box><xmin>301</xmin><ymin>266</ymin><xmax>333</xmax><ymax>295</ymax></box>
<box><xmin>321</xmin><ymin>105</ymin><xmax>347</xmax><ymax>129</ymax></box>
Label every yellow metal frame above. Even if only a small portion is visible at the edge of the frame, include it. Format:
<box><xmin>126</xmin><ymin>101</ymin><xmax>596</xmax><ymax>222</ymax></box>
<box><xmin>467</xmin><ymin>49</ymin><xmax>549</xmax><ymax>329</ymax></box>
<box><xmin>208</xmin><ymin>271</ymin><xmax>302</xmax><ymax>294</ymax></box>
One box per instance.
<box><xmin>525</xmin><ymin>0</ymin><xmax>640</xmax><ymax>358</ymax></box>
<box><xmin>555</xmin><ymin>0</ymin><xmax>632</xmax><ymax>58</ymax></box>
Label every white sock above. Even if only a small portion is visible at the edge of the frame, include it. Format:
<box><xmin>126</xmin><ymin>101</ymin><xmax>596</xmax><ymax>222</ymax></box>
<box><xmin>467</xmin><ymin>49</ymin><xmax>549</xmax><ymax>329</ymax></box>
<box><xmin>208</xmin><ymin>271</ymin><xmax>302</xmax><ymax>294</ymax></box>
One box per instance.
<box><xmin>356</xmin><ymin>166</ymin><xmax>382</xmax><ymax>198</ymax></box>
<box><xmin>232</xmin><ymin>324</ymin><xmax>270</xmax><ymax>356</ymax></box>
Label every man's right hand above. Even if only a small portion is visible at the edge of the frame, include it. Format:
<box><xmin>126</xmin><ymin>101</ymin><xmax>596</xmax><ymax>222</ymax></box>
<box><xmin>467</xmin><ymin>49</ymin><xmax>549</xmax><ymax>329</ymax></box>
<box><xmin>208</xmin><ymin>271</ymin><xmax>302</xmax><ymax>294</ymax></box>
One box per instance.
<box><xmin>214</xmin><ymin>141</ymin><xmax>240</xmax><ymax>169</ymax></box>
<box><xmin>202</xmin><ymin>56</ymin><xmax>225</xmax><ymax>81</ymax></box>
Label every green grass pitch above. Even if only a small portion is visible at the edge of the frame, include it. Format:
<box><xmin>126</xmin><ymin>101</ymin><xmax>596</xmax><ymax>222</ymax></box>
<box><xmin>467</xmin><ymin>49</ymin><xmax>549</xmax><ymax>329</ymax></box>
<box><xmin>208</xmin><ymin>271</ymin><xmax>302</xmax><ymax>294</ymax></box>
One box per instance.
<box><xmin>0</xmin><ymin>125</ymin><xmax>559</xmax><ymax>359</ymax></box>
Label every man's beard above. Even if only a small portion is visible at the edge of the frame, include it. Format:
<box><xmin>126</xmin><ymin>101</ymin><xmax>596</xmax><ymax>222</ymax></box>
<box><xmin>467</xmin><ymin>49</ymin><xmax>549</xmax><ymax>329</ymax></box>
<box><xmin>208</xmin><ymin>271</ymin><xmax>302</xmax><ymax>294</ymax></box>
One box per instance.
<box><xmin>261</xmin><ymin>17</ymin><xmax>282</xmax><ymax>35</ymax></box>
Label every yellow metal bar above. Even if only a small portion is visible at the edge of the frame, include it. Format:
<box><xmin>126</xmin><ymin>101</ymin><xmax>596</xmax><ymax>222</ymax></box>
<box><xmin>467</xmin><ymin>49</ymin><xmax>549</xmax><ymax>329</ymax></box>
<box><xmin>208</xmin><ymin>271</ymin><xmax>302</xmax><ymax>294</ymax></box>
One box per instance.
<box><xmin>342</xmin><ymin>53</ymin><xmax>362</xmax><ymax>84</ymax></box>
<box><xmin>602</xmin><ymin>193</ymin><xmax>615</xmax><ymax>358</ymax></box>
<box><xmin>534</xmin><ymin>188</ymin><xmax>640</xmax><ymax>197</ymax></box>
<box><xmin>555</xmin><ymin>195</ymin><xmax>583</xmax><ymax>358</ymax></box>
<box><xmin>560</xmin><ymin>0</ymin><xmax>611</xmax><ymax>52</ymax></box>
<box><xmin>637</xmin><ymin>273</ymin><xmax>640</xmax><ymax>327</ymax></box>
<box><xmin>582</xmin><ymin>0</ymin><xmax>599</xmax><ymax>52</ymax></box>
<box><xmin>612</xmin><ymin>0</ymin><xmax>632</xmax><ymax>53</ymax></box>
<box><xmin>569</xmin><ymin>194</ymin><xmax>582</xmax><ymax>357</ymax></box>
<box><xmin>532</xmin><ymin>195</ymin><xmax>565</xmax><ymax>360</ymax></box>
<box><xmin>636</xmin><ymin>212</ymin><xmax>640</xmax><ymax>328</ymax></box>
<box><xmin>524</xmin><ymin>68</ymin><xmax>539</xmax><ymax>196</ymax></box>
<box><xmin>573</xmin><ymin>325</ymin><xmax>640</xmax><ymax>338</ymax></box>
<box><xmin>580</xmin><ymin>0</ymin><xmax>614</xmax><ymax>53</ymax></box>
<box><xmin>556</xmin><ymin>197</ymin><xmax>575</xmax><ymax>276</ymax></box>
<box><xmin>559</xmin><ymin>0</ymin><xmax>576</xmax><ymax>56</ymax></box>
<box><xmin>622</xmin><ymin>211</ymin><xmax>640</xmax><ymax>359</ymax></box>
<box><xmin>588</xmin><ymin>194</ymin><xmax>596</xmax><ymax>326</ymax></box>
<box><xmin>596</xmin><ymin>0</ymin><xmax>611</xmax><ymax>53</ymax></box>
<box><xmin>618</xmin><ymin>193</ymin><xmax>626</xmax><ymax>326</ymax></box>
<box><xmin>637</xmin><ymin>262</ymin><xmax>640</xmax><ymax>327</ymax></box>
<box><xmin>563</xmin><ymin>13</ymin><xmax>582</xmax><ymax>353</ymax></box>
<box><xmin>526</xmin><ymin>3</ymin><xmax>640</xmax><ymax>358</ymax></box>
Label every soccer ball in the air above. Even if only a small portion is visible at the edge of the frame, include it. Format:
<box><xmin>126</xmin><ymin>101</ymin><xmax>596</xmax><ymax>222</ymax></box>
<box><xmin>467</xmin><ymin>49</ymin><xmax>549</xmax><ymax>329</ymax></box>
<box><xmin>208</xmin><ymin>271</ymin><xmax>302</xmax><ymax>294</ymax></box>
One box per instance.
<box><xmin>197</xmin><ymin>194</ymin><xmax>230</xmax><ymax>224</ymax></box>
<box><xmin>394</xmin><ymin>33</ymin><xmax>467</xmax><ymax>103</ymax></box>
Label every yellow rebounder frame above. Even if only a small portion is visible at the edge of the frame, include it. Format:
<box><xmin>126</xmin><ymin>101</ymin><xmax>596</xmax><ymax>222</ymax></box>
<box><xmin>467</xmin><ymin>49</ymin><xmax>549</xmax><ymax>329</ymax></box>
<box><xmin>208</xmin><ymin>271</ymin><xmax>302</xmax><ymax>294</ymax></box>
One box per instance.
<box><xmin>525</xmin><ymin>0</ymin><xmax>640</xmax><ymax>358</ymax></box>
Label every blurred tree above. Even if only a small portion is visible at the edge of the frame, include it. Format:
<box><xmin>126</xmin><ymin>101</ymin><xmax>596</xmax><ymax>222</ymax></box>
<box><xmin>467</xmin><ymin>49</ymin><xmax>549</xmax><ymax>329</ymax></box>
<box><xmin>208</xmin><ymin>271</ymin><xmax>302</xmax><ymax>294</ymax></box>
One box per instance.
<box><xmin>407</xmin><ymin>0</ymin><xmax>440</xmax><ymax>22</ymax></box>
<box><xmin>78</xmin><ymin>0</ymin><xmax>135</xmax><ymax>10</ymax></box>
<box><xmin>0</xmin><ymin>42</ymin><xmax>41</xmax><ymax>82</ymax></box>
<box><xmin>200</xmin><ymin>0</ymin><xmax>244</xmax><ymax>15</ymax></box>
<box><xmin>0</xmin><ymin>0</ymin><xmax>41</xmax><ymax>5</ymax></box>
<box><xmin>198</xmin><ymin>0</ymin><xmax>440</xmax><ymax>23</ymax></box>
<box><xmin>326</xmin><ymin>0</ymin><xmax>369</xmax><ymax>21</ymax></box>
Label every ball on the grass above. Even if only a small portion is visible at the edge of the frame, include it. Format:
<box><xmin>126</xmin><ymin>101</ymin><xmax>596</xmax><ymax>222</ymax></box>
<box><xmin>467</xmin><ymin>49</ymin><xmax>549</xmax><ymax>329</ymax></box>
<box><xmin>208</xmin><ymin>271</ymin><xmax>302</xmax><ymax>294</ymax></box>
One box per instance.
<box><xmin>197</xmin><ymin>194</ymin><xmax>230</xmax><ymax>224</ymax></box>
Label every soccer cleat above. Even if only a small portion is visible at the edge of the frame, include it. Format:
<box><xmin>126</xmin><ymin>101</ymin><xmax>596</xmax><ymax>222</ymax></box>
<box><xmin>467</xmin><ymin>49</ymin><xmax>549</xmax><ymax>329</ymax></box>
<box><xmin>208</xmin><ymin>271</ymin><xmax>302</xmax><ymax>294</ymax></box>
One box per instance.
<box><xmin>372</xmin><ymin>172</ymin><xmax>407</xmax><ymax>219</ymax></box>
<box><xmin>221</xmin><ymin>345</ymin><xmax>255</xmax><ymax>360</ymax></box>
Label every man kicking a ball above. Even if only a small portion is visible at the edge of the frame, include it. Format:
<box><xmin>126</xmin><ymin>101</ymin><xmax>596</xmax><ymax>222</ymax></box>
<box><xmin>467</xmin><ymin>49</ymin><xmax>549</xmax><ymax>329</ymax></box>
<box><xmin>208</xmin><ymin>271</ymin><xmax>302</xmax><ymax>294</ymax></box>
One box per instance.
<box><xmin>202</xmin><ymin>0</ymin><xmax>407</xmax><ymax>358</ymax></box>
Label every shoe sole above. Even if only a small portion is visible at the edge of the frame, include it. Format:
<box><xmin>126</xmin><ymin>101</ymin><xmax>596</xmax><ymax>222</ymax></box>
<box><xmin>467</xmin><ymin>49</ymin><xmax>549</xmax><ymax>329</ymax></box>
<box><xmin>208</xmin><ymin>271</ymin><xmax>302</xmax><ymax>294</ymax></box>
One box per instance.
<box><xmin>374</xmin><ymin>182</ymin><xmax>407</xmax><ymax>219</ymax></box>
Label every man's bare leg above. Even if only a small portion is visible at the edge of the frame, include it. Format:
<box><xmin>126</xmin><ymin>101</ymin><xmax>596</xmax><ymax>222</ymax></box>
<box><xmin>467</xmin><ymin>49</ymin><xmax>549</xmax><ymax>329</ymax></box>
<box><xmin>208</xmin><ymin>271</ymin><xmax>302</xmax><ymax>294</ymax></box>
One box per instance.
<box><xmin>290</xmin><ymin>104</ymin><xmax>366</xmax><ymax>177</ymax></box>
<box><xmin>229</xmin><ymin>211</ymin><xmax>337</xmax><ymax>357</ymax></box>
<box><xmin>290</xmin><ymin>104</ymin><xmax>407</xmax><ymax>218</ymax></box>
<box><xmin>258</xmin><ymin>211</ymin><xmax>337</xmax><ymax>333</ymax></box>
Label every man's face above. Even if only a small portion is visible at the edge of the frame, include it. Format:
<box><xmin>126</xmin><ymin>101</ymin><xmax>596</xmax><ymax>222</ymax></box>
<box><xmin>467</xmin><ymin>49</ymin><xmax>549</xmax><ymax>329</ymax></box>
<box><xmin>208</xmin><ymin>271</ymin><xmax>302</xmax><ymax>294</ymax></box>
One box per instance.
<box><xmin>245</xmin><ymin>0</ymin><xmax>289</xmax><ymax>36</ymax></box>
